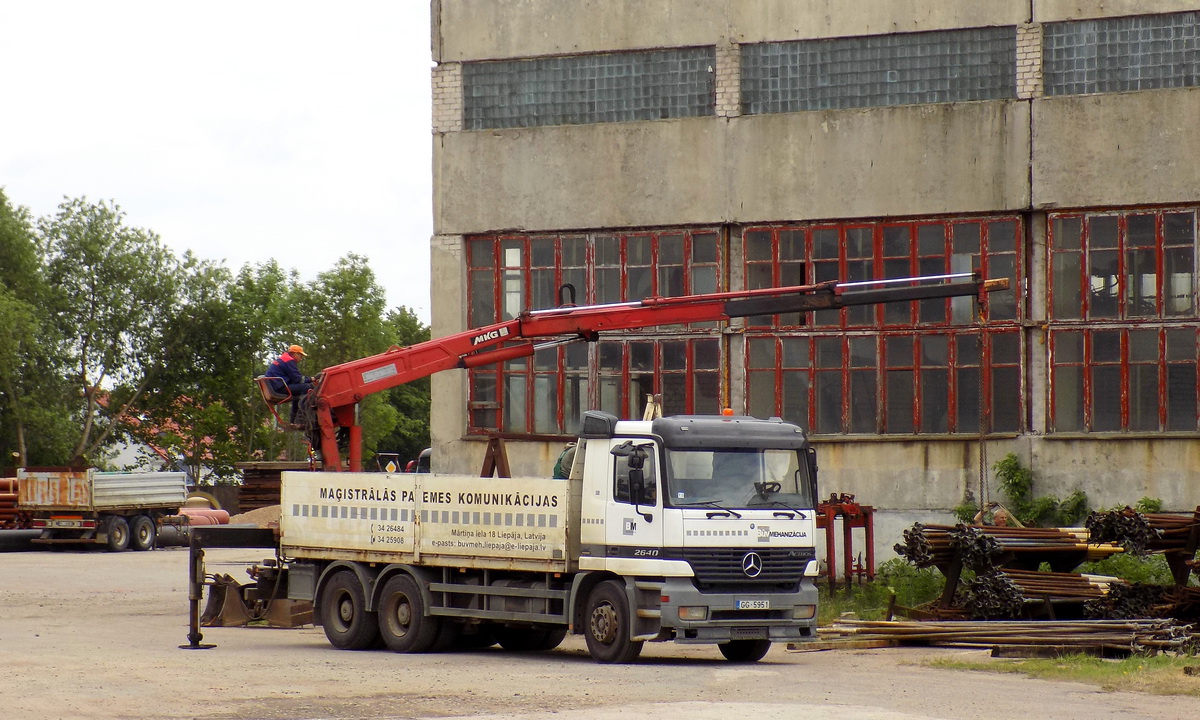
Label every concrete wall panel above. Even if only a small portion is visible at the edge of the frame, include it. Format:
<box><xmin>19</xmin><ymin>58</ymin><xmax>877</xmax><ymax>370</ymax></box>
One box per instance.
<box><xmin>1032</xmin><ymin>90</ymin><xmax>1200</xmax><ymax>210</ymax></box>
<box><xmin>729</xmin><ymin>102</ymin><xmax>1031</xmax><ymax>221</ymax></box>
<box><xmin>435</xmin><ymin>103</ymin><xmax>1030</xmax><ymax>235</ymax></box>
<box><xmin>435</xmin><ymin>0</ymin><xmax>1028</xmax><ymax>62</ymax></box>
<box><xmin>732</xmin><ymin>0</ymin><xmax>1027</xmax><ymax>44</ymax></box>
<box><xmin>1035</xmin><ymin>1</ymin><xmax>1200</xmax><ymax>23</ymax></box>
<box><xmin>434</xmin><ymin>119</ymin><xmax>728</xmax><ymax>234</ymax></box>
<box><xmin>436</xmin><ymin>0</ymin><xmax>728</xmax><ymax>62</ymax></box>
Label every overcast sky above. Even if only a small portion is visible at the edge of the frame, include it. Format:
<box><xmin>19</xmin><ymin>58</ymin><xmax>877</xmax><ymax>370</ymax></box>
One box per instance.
<box><xmin>0</xmin><ymin>2</ymin><xmax>434</xmax><ymax>321</ymax></box>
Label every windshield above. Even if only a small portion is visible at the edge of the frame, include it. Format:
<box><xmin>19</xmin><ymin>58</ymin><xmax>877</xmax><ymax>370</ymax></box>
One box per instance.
<box><xmin>663</xmin><ymin>448</ymin><xmax>813</xmax><ymax>509</ymax></box>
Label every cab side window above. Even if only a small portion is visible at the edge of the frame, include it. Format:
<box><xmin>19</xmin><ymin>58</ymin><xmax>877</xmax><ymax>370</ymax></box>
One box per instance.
<box><xmin>613</xmin><ymin>450</ymin><xmax>658</xmax><ymax>506</ymax></box>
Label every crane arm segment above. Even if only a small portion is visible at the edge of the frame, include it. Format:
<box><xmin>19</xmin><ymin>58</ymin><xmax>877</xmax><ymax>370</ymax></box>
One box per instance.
<box><xmin>308</xmin><ymin>273</ymin><xmax>1007</xmax><ymax>471</ymax></box>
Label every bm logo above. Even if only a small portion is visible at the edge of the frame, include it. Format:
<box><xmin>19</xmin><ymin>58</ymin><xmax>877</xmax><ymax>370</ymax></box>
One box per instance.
<box><xmin>472</xmin><ymin>327</ymin><xmax>510</xmax><ymax>345</ymax></box>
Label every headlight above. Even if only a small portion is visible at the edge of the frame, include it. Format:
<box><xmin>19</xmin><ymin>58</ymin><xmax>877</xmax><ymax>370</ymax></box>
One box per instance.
<box><xmin>793</xmin><ymin>605</ymin><xmax>816</xmax><ymax>619</ymax></box>
<box><xmin>803</xmin><ymin>560</ymin><xmax>820</xmax><ymax>577</ymax></box>
<box><xmin>678</xmin><ymin>606</ymin><xmax>708</xmax><ymax>621</ymax></box>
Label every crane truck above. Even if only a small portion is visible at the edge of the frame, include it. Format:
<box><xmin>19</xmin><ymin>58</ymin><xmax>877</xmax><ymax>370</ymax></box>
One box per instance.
<box><xmin>189</xmin><ymin>273</ymin><xmax>1007</xmax><ymax>663</ymax></box>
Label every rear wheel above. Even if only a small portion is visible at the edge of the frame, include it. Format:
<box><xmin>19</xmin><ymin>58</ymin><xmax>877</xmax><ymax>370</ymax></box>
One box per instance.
<box><xmin>584</xmin><ymin>580</ymin><xmax>643</xmax><ymax>663</ymax></box>
<box><xmin>319</xmin><ymin>572</ymin><xmax>379</xmax><ymax>650</ymax></box>
<box><xmin>494</xmin><ymin>625</ymin><xmax>567</xmax><ymax>652</ymax></box>
<box><xmin>130</xmin><ymin>515</ymin><xmax>156</xmax><ymax>551</ymax></box>
<box><xmin>377</xmin><ymin>574</ymin><xmax>439</xmax><ymax>653</ymax></box>
<box><xmin>718</xmin><ymin>639</ymin><xmax>772</xmax><ymax>662</ymax></box>
<box><xmin>104</xmin><ymin>516</ymin><xmax>130</xmax><ymax>552</ymax></box>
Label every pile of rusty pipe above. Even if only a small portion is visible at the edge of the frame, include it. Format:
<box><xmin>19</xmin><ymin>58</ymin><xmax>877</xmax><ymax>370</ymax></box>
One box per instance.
<box><xmin>825</xmin><ymin>618</ymin><xmax>1195</xmax><ymax>652</ymax></box>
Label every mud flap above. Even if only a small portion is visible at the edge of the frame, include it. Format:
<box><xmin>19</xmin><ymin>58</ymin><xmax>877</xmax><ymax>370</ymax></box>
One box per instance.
<box><xmin>262</xmin><ymin>600</ymin><xmax>313</xmax><ymax>628</ymax></box>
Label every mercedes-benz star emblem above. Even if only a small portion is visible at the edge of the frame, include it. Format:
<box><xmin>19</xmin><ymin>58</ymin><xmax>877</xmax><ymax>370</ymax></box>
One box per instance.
<box><xmin>741</xmin><ymin>551</ymin><xmax>763</xmax><ymax>578</ymax></box>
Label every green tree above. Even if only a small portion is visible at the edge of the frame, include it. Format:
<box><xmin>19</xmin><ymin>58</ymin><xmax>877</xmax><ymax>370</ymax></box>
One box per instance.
<box><xmin>290</xmin><ymin>254</ymin><xmax>399</xmax><ymax>464</ymax></box>
<box><xmin>0</xmin><ymin>190</ymin><xmax>74</xmax><ymax>466</ymax></box>
<box><xmin>376</xmin><ymin>306</ymin><xmax>432</xmax><ymax>464</ymax></box>
<box><xmin>37</xmin><ymin>197</ymin><xmax>186</xmax><ymax>465</ymax></box>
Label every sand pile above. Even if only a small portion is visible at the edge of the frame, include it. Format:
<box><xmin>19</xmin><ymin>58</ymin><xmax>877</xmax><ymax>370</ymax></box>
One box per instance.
<box><xmin>229</xmin><ymin>505</ymin><xmax>282</xmax><ymax>528</ymax></box>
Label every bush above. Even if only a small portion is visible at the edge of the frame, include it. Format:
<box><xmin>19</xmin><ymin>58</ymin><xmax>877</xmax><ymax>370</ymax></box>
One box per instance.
<box><xmin>1077</xmin><ymin>553</ymin><xmax>1175</xmax><ymax>585</ymax></box>
<box><xmin>992</xmin><ymin>453</ymin><xmax>1089</xmax><ymax>527</ymax></box>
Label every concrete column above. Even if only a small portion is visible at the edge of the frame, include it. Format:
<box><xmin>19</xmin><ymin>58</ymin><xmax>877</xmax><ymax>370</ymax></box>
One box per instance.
<box><xmin>714</xmin><ymin>40</ymin><xmax>741</xmax><ymax>118</ymax></box>
<box><xmin>1026</xmin><ymin>212</ymin><xmax>1049</xmax><ymax>436</ymax></box>
<box><xmin>430</xmin><ymin>234</ymin><xmax>470</xmax><ymax>472</ymax></box>
<box><xmin>1016</xmin><ymin>24</ymin><xmax>1044</xmax><ymax>100</ymax></box>
<box><xmin>432</xmin><ymin>63</ymin><xmax>464</xmax><ymax>133</ymax></box>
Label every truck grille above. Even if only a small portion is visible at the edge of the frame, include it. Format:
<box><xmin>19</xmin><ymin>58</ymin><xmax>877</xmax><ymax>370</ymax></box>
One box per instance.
<box><xmin>681</xmin><ymin>548</ymin><xmax>811</xmax><ymax>587</ymax></box>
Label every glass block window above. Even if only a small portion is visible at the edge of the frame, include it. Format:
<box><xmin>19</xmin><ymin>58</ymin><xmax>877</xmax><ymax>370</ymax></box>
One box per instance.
<box><xmin>1049</xmin><ymin>210</ymin><xmax>1197</xmax><ymax>320</ymax></box>
<box><xmin>747</xmin><ymin>329</ymin><xmax>1022</xmax><ymax>435</ymax></box>
<box><xmin>463</xmin><ymin>47</ymin><xmax>715</xmax><ymax>130</ymax></box>
<box><xmin>740</xmin><ymin>27</ymin><xmax>1017</xmax><ymax>113</ymax></box>
<box><xmin>1044</xmin><ymin>12</ymin><xmax>1200</xmax><ymax>96</ymax></box>
<box><xmin>466</xmin><ymin>229</ymin><xmax>724</xmax><ymax>435</ymax></box>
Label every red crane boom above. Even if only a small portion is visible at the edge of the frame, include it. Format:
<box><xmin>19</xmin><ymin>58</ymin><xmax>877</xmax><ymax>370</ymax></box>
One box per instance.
<box><xmin>302</xmin><ymin>273</ymin><xmax>1009</xmax><ymax>471</ymax></box>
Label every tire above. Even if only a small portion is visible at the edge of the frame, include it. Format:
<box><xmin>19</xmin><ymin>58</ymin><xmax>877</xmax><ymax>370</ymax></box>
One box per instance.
<box><xmin>130</xmin><ymin>515</ymin><xmax>156</xmax><ymax>551</ymax></box>
<box><xmin>319</xmin><ymin>571</ymin><xmax>380</xmax><ymax>650</ymax></box>
<box><xmin>538</xmin><ymin>626</ymin><xmax>568</xmax><ymax>651</ymax></box>
<box><xmin>104</xmin><ymin>516</ymin><xmax>130</xmax><ymax>552</ymax></box>
<box><xmin>494</xmin><ymin>625</ymin><xmax>565</xmax><ymax>652</ymax></box>
<box><xmin>583</xmin><ymin>580</ymin><xmax>643</xmax><ymax>663</ymax></box>
<box><xmin>718</xmin><ymin>639</ymin><xmax>772</xmax><ymax>662</ymax></box>
<box><xmin>429</xmin><ymin>619</ymin><xmax>462</xmax><ymax>652</ymax></box>
<box><xmin>456</xmin><ymin>625</ymin><xmax>497</xmax><ymax>650</ymax></box>
<box><xmin>377</xmin><ymin>574</ymin><xmax>439</xmax><ymax>653</ymax></box>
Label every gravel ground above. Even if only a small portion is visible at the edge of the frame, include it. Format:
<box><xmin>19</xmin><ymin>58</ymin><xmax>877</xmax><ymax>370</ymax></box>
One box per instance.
<box><xmin>0</xmin><ymin>546</ymin><xmax>1195</xmax><ymax>720</ymax></box>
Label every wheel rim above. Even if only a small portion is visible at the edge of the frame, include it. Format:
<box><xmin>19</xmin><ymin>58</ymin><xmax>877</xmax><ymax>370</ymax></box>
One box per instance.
<box><xmin>333</xmin><ymin>591</ymin><xmax>354</xmax><ymax>630</ymax></box>
<box><xmin>392</xmin><ymin>596</ymin><xmax>413</xmax><ymax>637</ymax></box>
<box><xmin>589</xmin><ymin>601</ymin><xmax>618</xmax><ymax>644</ymax></box>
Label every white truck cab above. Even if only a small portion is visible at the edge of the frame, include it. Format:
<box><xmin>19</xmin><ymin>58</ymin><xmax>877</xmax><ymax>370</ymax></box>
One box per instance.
<box><xmin>573</xmin><ymin>411</ymin><xmax>820</xmax><ymax>660</ymax></box>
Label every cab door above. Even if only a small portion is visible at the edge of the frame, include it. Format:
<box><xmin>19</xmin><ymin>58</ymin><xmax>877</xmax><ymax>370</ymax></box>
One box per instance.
<box><xmin>603</xmin><ymin>439</ymin><xmax>663</xmax><ymax>559</ymax></box>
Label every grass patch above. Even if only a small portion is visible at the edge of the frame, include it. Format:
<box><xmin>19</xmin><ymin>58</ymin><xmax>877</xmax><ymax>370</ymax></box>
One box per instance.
<box><xmin>819</xmin><ymin>559</ymin><xmax>946</xmax><ymax>625</ymax></box>
<box><xmin>928</xmin><ymin>653</ymin><xmax>1200</xmax><ymax>697</ymax></box>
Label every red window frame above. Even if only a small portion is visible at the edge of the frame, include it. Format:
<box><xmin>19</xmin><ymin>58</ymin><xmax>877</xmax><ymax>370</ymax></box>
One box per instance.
<box><xmin>466</xmin><ymin>229</ymin><xmax>725</xmax><ymax>435</ymax></box>
<box><xmin>1047</xmin><ymin>208</ymin><xmax>1199</xmax><ymax>434</ymax></box>
<box><xmin>746</xmin><ymin>329</ymin><xmax>1022</xmax><ymax>436</ymax></box>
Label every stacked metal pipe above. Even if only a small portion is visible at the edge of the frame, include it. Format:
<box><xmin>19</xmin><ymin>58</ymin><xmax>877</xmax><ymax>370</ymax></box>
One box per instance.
<box><xmin>894</xmin><ymin>523</ymin><xmax>1123</xmax><ymax>572</ymax></box>
<box><xmin>0</xmin><ymin>477</ymin><xmax>19</xmax><ymax>528</ymax></box>
<box><xmin>1086</xmin><ymin>507</ymin><xmax>1200</xmax><ymax>555</ymax></box>
<box><xmin>1084</xmin><ymin>582</ymin><xmax>1171</xmax><ymax>620</ymax></box>
<box><xmin>824</xmin><ymin>618</ymin><xmax>1198</xmax><ymax>654</ymax></box>
<box><xmin>964</xmin><ymin>569</ymin><xmax>1125</xmax><ymax>620</ymax></box>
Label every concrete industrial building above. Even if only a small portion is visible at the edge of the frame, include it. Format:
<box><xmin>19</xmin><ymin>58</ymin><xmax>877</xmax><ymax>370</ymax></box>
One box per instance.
<box><xmin>427</xmin><ymin>0</ymin><xmax>1200</xmax><ymax>541</ymax></box>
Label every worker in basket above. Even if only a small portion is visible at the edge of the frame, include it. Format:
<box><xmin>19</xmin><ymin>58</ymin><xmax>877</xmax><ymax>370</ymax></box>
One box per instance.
<box><xmin>265</xmin><ymin>344</ymin><xmax>315</xmax><ymax>424</ymax></box>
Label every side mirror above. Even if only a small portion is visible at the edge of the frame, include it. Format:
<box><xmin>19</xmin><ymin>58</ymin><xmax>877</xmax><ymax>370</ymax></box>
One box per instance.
<box><xmin>629</xmin><ymin>467</ymin><xmax>645</xmax><ymax>504</ymax></box>
<box><xmin>806</xmin><ymin>448</ymin><xmax>819</xmax><ymax>500</ymax></box>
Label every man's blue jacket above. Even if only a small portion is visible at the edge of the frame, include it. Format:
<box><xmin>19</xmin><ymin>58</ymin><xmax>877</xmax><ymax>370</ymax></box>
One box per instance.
<box><xmin>265</xmin><ymin>351</ymin><xmax>311</xmax><ymax>392</ymax></box>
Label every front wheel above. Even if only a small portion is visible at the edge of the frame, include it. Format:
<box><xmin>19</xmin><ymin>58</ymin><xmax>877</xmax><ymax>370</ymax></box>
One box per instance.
<box><xmin>319</xmin><ymin>571</ymin><xmax>379</xmax><ymax>650</ymax></box>
<box><xmin>583</xmin><ymin>580</ymin><xmax>643</xmax><ymax>663</ymax></box>
<box><xmin>718</xmin><ymin>639</ymin><xmax>772</xmax><ymax>662</ymax></box>
<box><xmin>377</xmin><ymin>574</ymin><xmax>439</xmax><ymax>653</ymax></box>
